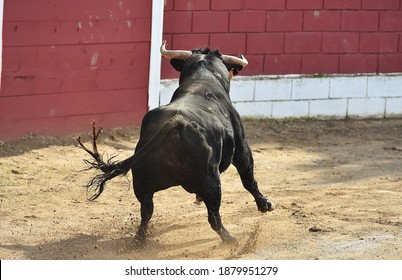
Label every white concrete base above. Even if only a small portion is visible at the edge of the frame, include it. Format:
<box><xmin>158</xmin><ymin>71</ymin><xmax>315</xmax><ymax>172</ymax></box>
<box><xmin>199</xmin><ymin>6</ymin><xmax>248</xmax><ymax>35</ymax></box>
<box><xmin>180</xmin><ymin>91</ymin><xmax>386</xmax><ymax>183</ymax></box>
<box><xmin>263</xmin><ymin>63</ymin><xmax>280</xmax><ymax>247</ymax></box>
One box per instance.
<box><xmin>160</xmin><ymin>74</ymin><xmax>402</xmax><ymax>119</ymax></box>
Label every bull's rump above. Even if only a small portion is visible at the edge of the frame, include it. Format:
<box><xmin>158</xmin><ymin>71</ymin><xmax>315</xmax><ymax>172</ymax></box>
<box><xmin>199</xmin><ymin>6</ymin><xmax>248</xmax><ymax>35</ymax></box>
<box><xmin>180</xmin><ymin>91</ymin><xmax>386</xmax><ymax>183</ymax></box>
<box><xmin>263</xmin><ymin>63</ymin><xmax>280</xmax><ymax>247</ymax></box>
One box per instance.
<box><xmin>132</xmin><ymin>105</ymin><xmax>234</xmax><ymax>193</ymax></box>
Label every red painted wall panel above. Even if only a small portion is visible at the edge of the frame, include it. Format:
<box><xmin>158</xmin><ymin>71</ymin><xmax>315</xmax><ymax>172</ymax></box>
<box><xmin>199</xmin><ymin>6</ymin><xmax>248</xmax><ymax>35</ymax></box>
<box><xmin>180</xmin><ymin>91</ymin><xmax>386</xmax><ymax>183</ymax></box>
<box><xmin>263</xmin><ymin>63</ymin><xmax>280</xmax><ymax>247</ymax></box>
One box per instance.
<box><xmin>247</xmin><ymin>33</ymin><xmax>284</xmax><ymax>54</ymax></box>
<box><xmin>340</xmin><ymin>54</ymin><xmax>378</xmax><ymax>73</ymax></box>
<box><xmin>379</xmin><ymin>54</ymin><xmax>402</xmax><ymax>72</ymax></box>
<box><xmin>360</xmin><ymin>33</ymin><xmax>399</xmax><ymax>53</ymax></box>
<box><xmin>2</xmin><ymin>66</ymin><xmax>149</xmax><ymax>97</ymax></box>
<box><xmin>172</xmin><ymin>34</ymin><xmax>210</xmax><ymax>50</ymax></box>
<box><xmin>210</xmin><ymin>34</ymin><xmax>247</xmax><ymax>54</ymax></box>
<box><xmin>322</xmin><ymin>32</ymin><xmax>360</xmax><ymax>53</ymax></box>
<box><xmin>193</xmin><ymin>11</ymin><xmax>229</xmax><ymax>33</ymax></box>
<box><xmin>341</xmin><ymin>11</ymin><xmax>380</xmax><ymax>31</ymax></box>
<box><xmin>5</xmin><ymin>0</ymin><xmax>151</xmax><ymax>21</ymax></box>
<box><xmin>324</xmin><ymin>0</ymin><xmax>362</xmax><ymax>10</ymax></box>
<box><xmin>162</xmin><ymin>0</ymin><xmax>402</xmax><ymax>78</ymax></box>
<box><xmin>3</xmin><ymin>18</ymin><xmax>150</xmax><ymax>46</ymax></box>
<box><xmin>302</xmin><ymin>54</ymin><xmax>340</xmax><ymax>74</ymax></box>
<box><xmin>380</xmin><ymin>11</ymin><xmax>402</xmax><ymax>31</ymax></box>
<box><xmin>264</xmin><ymin>54</ymin><xmax>302</xmax><ymax>75</ymax></box>
<box><xmin>399</xmin><ymin>35</ymin><xmax>402</xmax><ymax>53</ymax></box>
<box><xmin>287</xmin><ymin>0</ymin><xmax>323</xmax><ymax>10</ymax></box>
<box><xmin>163</xmin><ymin>11</ymin><xmax>192</xmax><ymax>33</ymax></box>
<box><xmin>241</xmin><ymin>55</ymin><xmax>264</xmax><ymax>76</ymax></box>
<box><xmin>10</xmin><ymin>43</ymin><xmax>149</xmax><ymax>73</ymax></box>
<box><xmin>245</xmin><ymin>0</ymin><xmax>286</xmax><ymax>10</ymax></box>
<box><xmin>1</xmin><ymin>0</ymin><xmax>151</xmax><ymax>140</ymax></box>
<box><xmin>285</xmin><ymin>32</ymin><xmax>322</xmax><ymax>54</ymax></box>
<box><xmin>174</xmin><ymin>0</ymin><xmax>211</xmax><ymax>11</ymax></box>
<box><xmin>303</xmin><ymin>10</ymin><xmax>341</xmax><ymax>31</ymax></box>
<box><xmin>229</xmin><ymin>11</ymin><xmax>266</xmax><ymax>32</ymax></box>
<box><xmin>266</xmin><ymin>11</ymin><xmax>303</xmax><ymax>32</ymax></box>
<box><xmin>0</xmin><ymin>111</ymin><xmax>144</xmax><ymax>141</ymax></box>
<box><xmin>211</xmin><ymin>0</ymin><xmax>244</xmax><ymax>11</ymax></box>
<box><xmin>362</xmin><ymin>0</ymin><xmax>400</xmax><ymax>10</ymax></box>
<box><xmin>0</xmin><ymin>89</ymin><xmax>146</xmax><ymax>121</ymax></box>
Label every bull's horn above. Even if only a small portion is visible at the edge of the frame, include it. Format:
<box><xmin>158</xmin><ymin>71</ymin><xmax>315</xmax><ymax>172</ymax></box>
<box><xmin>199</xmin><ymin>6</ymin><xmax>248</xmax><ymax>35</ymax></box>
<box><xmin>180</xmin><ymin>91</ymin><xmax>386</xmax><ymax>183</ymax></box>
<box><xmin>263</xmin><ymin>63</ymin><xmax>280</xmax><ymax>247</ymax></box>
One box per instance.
<box><xmin>221</xmin><ymin>54</ymin><xmax>248</xmax><ymax>67</ymax></box>
<box><xmin>160</xmin><ymin>40</ymin><xmax>192</xmax><ymax>60</ymax></box>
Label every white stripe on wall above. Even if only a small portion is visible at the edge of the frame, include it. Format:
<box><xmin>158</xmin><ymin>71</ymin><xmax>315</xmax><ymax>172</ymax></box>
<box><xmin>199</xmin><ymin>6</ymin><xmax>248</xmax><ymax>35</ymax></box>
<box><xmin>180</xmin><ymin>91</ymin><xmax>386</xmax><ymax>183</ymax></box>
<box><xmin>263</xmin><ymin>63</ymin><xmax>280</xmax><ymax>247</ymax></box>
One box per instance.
<box><xmin>160</xmin><ymin>74</ymin><xmax>402</xmax><ymax>119</ymax></box>
<box><xmin>148</xmin><ymin>0</ymin><xmax>165</xmax><ymax>111</ymax></box>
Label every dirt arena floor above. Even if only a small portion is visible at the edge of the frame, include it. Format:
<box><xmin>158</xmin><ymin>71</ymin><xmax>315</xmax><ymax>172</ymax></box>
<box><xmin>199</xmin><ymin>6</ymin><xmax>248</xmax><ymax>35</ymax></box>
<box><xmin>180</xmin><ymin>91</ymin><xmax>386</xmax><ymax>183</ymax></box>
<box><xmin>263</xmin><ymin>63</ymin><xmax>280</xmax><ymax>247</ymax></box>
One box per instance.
<box><xmin>0</xmin><ymin>118</ymin><xmax>401</xmax><ymax>260</ymax></box>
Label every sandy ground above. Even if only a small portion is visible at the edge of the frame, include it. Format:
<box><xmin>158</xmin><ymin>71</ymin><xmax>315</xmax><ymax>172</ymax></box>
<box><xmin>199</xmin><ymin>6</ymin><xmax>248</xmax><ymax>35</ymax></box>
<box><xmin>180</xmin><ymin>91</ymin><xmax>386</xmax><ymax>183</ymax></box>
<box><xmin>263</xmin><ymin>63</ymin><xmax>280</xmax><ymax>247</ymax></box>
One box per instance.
<box><xmin>0</xmin><ymin>118</ymin><xmax>401</xmax><ymax>260</ymax></box>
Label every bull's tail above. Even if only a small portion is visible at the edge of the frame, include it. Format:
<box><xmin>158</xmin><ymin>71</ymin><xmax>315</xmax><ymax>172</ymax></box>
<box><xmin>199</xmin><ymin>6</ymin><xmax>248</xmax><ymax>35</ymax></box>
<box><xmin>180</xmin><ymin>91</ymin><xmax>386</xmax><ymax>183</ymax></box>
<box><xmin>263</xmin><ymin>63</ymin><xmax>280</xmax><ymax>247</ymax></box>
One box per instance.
<box><xmin>82</xmin><ymin>157</ymin><xmax>132</xmax><ymax>201</ymax></box>
<box><xmin>76</xmin><ymin>119</ymin><xmax>179</xmax><ymax>200</ymax></box>
<box><xmin>76</xmin><ymin>123</ymin><xmax>133</xmax><ymax>200</ymax></box>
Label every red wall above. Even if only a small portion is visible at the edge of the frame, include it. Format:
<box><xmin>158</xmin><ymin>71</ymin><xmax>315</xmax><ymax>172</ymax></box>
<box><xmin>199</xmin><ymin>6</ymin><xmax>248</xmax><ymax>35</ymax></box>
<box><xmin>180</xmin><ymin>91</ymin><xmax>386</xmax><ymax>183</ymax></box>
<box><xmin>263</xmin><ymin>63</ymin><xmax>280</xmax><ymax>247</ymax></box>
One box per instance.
<box><xmin>0</xmin><ymin>0</ymin><xmax>151</xmax><ymax>140</ymax></box>
<box><xmin>162</xmin><ymin>0</ymin><xmax>402</xmax><ymax>79</ymax></box>
<box><xmin>2</xmin><ymin>0</ymin><xmax>402</xmax><ymax>140</ymax></box>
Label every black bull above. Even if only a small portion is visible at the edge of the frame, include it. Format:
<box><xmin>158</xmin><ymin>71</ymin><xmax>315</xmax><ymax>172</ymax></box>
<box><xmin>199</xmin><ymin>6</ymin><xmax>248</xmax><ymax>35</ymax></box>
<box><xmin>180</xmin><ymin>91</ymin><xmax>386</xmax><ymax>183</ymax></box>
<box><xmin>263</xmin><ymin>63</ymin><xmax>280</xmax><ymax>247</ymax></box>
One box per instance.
<box><xmin>77</xmin><ymin>41</ymin><xmax>275</xmax><ymax>244</ymax></box>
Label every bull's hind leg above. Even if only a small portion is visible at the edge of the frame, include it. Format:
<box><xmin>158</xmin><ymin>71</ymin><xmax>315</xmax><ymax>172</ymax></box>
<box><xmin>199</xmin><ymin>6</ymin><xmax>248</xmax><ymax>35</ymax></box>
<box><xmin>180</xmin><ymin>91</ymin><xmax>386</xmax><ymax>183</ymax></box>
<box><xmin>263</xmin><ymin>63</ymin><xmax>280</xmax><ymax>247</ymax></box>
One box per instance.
<box><xmin>233</xmin><ymin>141</ymin><xmax>275</xmax><ymax>212</ymax></box>
<box><xmin>136</xmin><ymin>195</ymin><xmax>154</xmax><ymax>243</ymax></box>
<box><xmin>198</xmin><ymin>177</ymin><xmax>237</xmax><ymax>243</ymax></box>
<box><xmin>133</xmin><ymin>187</ymin><xmax>154</xmax><ymax>246</ymax></box>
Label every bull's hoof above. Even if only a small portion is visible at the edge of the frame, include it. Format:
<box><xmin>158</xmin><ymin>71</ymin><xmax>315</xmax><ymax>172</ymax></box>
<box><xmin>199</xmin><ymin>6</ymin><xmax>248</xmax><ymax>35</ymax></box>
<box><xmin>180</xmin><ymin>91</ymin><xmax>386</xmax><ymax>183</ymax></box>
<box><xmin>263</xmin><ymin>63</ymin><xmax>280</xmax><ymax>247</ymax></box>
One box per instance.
<box><xmin>133</xmin><ymin>234</ymin><xmax>147</xmax><ymax>249</ymax></box>
<box><xmin>221</xmin><ymin>233</ymin><xmax>238</xmax><ymax>244</ymax></box>
<box><xmin>257</xmin><ymin>198</ymin><xmax>275</xmax><ymax>213</ymax></box>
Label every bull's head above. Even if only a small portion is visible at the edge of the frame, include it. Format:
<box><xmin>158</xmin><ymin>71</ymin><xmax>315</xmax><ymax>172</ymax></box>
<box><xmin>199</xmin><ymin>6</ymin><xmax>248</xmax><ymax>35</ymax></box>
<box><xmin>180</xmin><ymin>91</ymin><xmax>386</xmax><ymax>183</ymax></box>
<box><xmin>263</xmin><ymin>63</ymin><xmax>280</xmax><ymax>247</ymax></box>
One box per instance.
<box><xmin>160</xmin><ymin>40</ymin><xmax>248</xmax><ymax>80</ymax></box>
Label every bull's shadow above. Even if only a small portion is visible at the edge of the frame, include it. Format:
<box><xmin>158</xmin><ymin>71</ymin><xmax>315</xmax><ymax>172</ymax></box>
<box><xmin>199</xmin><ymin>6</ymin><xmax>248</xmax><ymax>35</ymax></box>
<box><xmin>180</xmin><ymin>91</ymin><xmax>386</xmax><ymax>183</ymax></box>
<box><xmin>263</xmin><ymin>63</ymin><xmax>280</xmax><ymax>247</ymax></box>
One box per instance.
<box><xmin>0</xmin><ymin>231</ymin><xmax>219</xmax><ymax>260</ymax></box>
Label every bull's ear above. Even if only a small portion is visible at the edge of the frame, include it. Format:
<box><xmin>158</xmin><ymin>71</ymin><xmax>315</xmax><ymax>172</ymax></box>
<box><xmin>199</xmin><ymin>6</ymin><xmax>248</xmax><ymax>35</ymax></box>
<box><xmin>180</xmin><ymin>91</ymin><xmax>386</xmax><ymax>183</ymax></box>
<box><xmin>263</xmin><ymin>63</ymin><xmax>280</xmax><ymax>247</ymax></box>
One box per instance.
<box><xmin>224</xmin><ymin>63</ymin><xmax>243</xmax><ymax>76</ymax></box>
<box><xmin>170</xmin><ymin>59</ymin><xmax>187</xmax><ymax>72</ymax></box>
